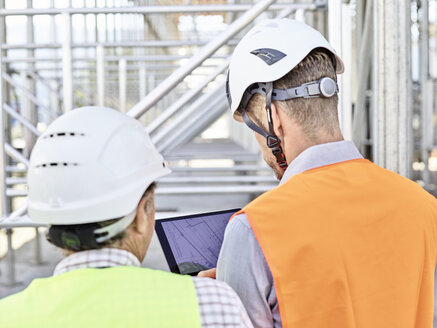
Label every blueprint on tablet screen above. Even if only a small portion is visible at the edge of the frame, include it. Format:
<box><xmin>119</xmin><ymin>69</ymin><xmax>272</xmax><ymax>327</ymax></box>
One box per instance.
<box><xmin>161</xmin><ymin>212</ymin><xmax>231</xmax><ymax>274</ymax></box>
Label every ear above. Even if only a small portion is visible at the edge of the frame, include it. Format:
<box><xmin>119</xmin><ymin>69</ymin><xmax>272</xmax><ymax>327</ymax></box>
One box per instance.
<box><xmin>269</xmin><ymin>102</ymin><xmax>284</xmax><ymax>139</ymax></box>
<box><xmin>132</xmin><ymin>197</ymin><xmax>148</xmax><ymax>234</ymax></box>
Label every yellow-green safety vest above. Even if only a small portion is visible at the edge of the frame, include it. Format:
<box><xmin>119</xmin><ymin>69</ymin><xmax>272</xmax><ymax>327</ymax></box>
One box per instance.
<box><xmin>0</xmin><ymin>266</ymin><xmax>202</xmax><ymax>328</ymax></box>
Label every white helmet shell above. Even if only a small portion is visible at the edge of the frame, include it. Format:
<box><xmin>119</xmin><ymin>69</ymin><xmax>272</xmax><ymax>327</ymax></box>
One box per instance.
<box><xmin>227</xmin><ymin>18</ymin><xmax>344</xmax><ymax>120</ymax></box>
<box><xmin>28</xmin><ymin>106</ymin><xmax>170</xmax><ymax>225</ymax></box>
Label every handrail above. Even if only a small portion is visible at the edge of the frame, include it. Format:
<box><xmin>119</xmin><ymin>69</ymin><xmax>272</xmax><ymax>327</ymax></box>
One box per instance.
<box><xmin>2</xmin><ymin>73</ymin><xmax>56</xmax><ymax>119</ymax></box>
<box><xmin>5</xmin><ymin>204</ymin><xmax>27</xmax><ymax>221</ymax></box>
<box><xmin>147</xmin><ymin>57</ymin><xmax>231</xmax><ymax>134</ymax></box>
<box><xmin>3</xmin><ymin>103</ymin><xmax>41</xmax><ymax>137</ymax></box>
<box><xmin>160</xmin><ymin>176</ymin><xmax>276</xmax><ymax>183</ymax></box>
<box><xmin>5</xmin><ymin>143</ymin><xmax>30</xmax><ymax>167</ymax></box>
<box><xmin>3</xmin><ymin>164</ymin><xmax>271</xmax><ymax>173</ymax></box>
<box><xmin>3</xmin><ymin>176</ymin><xmax>277</xmax><ymax>185</ymax></box>
<box><xmin>0</xmin><ymin>3</ymin><xmax>317</xmax><ymax>16</ymax></box>
<box><xmin>152</xmin><ymin>82</ymin><xmax>225</xmax><ymax>146</ymax></box>
<box><xmin>26</xmin><ymin>70</ymin><xmax>62</xmax><ymax>101</ymax></box>
<box><xmin>1</xmin><ymin>40</ymin><xmax>240</xmax><ymax>50</ymax></box>
<box><xmin>168</xmin><ymin>165</ymin><xmax>270</xmax><ymax>172</ymax></box>
<box><xmin>159</xmin><ymin>92</ymin><xmax>228</xmax><ymax>153</ymax></box>
<box><xmin>6</xmin><ymin>177</ymin><xmax>27</xmax><ymax>185</ymax></box>
<box><xmin>127</xmin><ymin>0</ymin><xmax>278</xmax><ymax>119</ymax></box>
<box><xmin>1</xmin><ymin>54</ymin><xmax>227</xmax><ymax>63</ymax></box>
<box><xmin>5</xmin><ymin>185</ymin><xmax>275</xmax><ymax>198</ymax></box>
<box><xmin>6</xmin><ymin>166</ymin><xmax>27</xmax><ymax>173</ymax></box>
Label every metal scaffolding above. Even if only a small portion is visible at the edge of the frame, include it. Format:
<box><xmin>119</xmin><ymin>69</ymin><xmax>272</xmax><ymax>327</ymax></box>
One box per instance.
<box><xmin>373</xmin><ymin>0</ymin><xmax>412</xmax><ymax>177</ymax></box>
<box><xmin>0</xmin><ymin>0</ymin><xmax>435</xmax><ymax>287</ymax></box>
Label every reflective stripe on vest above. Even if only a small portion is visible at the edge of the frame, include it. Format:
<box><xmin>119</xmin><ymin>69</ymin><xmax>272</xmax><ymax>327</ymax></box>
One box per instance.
<box><xmin>234</xmin><ymin>159</ymin><xmax>437</xmax><ymax>328</ymax></box>
<box><xmin>0</xmin><ymin>266</ymin><xmax>201</xmax><ymax>328</ymax></box>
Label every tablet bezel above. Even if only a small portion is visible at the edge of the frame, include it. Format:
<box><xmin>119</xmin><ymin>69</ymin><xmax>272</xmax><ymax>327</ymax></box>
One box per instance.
<box><xmin>155</xmin><ymin>208</ymin><xmax>240</xmax><ymax>274</ymax></box>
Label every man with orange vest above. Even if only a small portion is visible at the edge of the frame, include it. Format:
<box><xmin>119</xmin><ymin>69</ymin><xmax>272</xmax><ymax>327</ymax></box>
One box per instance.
<box><xmin>215</xmin><ymin>18</ymin><xmax>437</xmax><ymax>328</ymax></box>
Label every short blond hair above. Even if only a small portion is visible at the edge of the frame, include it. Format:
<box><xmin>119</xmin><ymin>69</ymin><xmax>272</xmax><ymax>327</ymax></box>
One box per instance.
<box><xmin>247</xmin><ymin>48</ymin><xmax>339</xmax><ymax>143</ymax></box>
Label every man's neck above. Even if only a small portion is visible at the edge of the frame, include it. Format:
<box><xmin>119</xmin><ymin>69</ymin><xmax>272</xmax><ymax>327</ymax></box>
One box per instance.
<box><xmin>286</xmin><ymin>134</ymin><xmax>344</xmax><ymax>165</ymax></box>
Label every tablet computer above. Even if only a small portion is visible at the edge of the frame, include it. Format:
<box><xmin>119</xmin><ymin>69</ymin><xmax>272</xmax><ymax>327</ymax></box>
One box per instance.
<box><xmin>155</xmin><ymin>208</ymin><xmax>240</xmax><ymax>275</ymax></box>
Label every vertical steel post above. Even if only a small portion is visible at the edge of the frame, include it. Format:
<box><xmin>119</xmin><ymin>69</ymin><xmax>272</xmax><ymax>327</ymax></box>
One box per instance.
<box><xmin>49</xmin><ymin>80</ymin><xmax>59</xmax><ymax>117</ymax></box>
<box><xmin>373</xmin><ymin>0</ymin><xmax>412</xmax><ymax>177</ymax></box>
<box><xmin>34</xmin><ymin>227</ymin><xmax>42</xmax><ymax>264</ymax></box>
<box><xmin>314</xmin><ymin>0</ymin><xmax>325</xmax><ymax>35</ymax></box>
<box><xmin>138</xmin><ymin>64</ymin><xmax>147</xmax><ymax>125</ymax></box>
<box><xmin>433</xmin><ymin>1</ymin><xmax>437</xmax><ymax>80</ymax></box>
<box><xmin>341</xmin><ymin>3</ymin><xmax>352</xmax><ymax>140</ymax></box>
<box><xmin>96</xmin><ymin>45</ymin><xmax>105</xmax><ymax>107</ymax></box>
<box><xmin>83</xmin><ymin>0</ymin><xmax>87</xmax><ymax>45</ymax></box>
<box><xmin>0</xmin><ymin>2</ymin><xmax>8</xmax><ymax>284</ymax></box>
<box><xmin>147</xmin><ymin>73</ymin><xmax>155</xmax><ymax>120</ymax></box>
<box><xmin>50</xmin><ymin>0</ymin><xmax>59</xmax><ymax>117</ymax></box>
<box><xmin>104</xmin><ymin>0</ymin><xmax>109</xmax><ymax>42</ymax></box>
<box><xmin>420</xmin><ymin>0</ymin><xmax>432</xmax><ymax>188</ymax></box>
<box><xmin>94</xmin><ymin>0</ymin><xmax>98</xmax><ymax>43</ymax></box>
<box><xmin>6</xmin><ymin>229</ymin><xmax>17</xmax><ymax>285</ymax></box>
<box><xmin>139</xmin><ymin>64</ymin><xmax>147</xmax><ymax>100</ymax></box>
<box><xmin>24</xmin><ymin>0</ymin><xmax>37</xmax><ymax>157</ymax></box>
<box><xmin>355</xmin><ymin>0</ymin><xmax>364</xmax><ymax>54</ymax></box>
<box><xmin>112</xmin><ymin>0</ymin><xmax>117</xmax><ymax>45</ymax></box>
<box><xmin>119</xmin><ymin>58</ymin><xmax>127</xmax><ymax>113</ymax></box>
<box><xmin>62</xmin><ymin>13</ymin><xmax>73</xmax><ymax>113</ymax></box>
<box><xmin>328</xmin><ymin>0</ymin><xmax>344</xmax><ymax>134</ymax></box>
<box><xmin>294</xmin><ymin>9</ymin><xmax>306</xmax><ymax>22</ymax></box>
<box><xmin>0</xmin><ymin>0</ymin><xmax>9</xmax><ymax>221</ymax></box>
<box><xmin>0</xmin><ymin>0</ymin><xmax>6</xmax><ymax>281</ymax></box>
<box><xmin>353</xmin><ymin>0</ymin><xmax>373</xmax><ymax>152</ymax></box>
<box><xmin>20</xmin><ymin>70</ymin><xmax>36</xmax><ymax>158</ymax></box>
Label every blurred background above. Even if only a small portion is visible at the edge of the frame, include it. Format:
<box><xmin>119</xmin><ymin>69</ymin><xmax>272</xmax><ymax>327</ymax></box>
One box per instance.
<box><xmin>0</xmin><ymin>0</ymin><xmax>436</xmax><ymax>307</ymax></box>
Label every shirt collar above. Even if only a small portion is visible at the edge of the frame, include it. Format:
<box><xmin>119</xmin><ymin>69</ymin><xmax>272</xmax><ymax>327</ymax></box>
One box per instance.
<box><xmin>280</xmin><ymin>140</ymin><xmax>363</xmax><ymax>185</ymax></box>
<box><xmin>54</xmin><ymin>248</ymin><xmax>141</xmax><ymax>276</ymax></box>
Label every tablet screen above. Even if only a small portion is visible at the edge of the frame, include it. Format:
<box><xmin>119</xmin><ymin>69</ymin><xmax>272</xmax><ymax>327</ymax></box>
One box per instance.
<box><xmin>155</xmin><ymin>209</ymin><xmax>239</xmax><ymax>275</ymax></box>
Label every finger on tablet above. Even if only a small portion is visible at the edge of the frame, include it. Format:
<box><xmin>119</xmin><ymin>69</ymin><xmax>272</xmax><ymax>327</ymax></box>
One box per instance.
<box><xmin>197</xmin><ymin>268</ymin><xmax>216</xmax><ymax>279</ymax></box>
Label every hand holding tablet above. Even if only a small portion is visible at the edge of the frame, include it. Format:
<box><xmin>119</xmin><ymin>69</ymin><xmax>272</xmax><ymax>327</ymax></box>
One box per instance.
<box><xmin>197</xmin><ymin>268</ymin><xmax>216</xmax><ymax>279</ymax></box>
<box><xmin>155</xmin><ymin>209</ymin><xmax>240</xmax><ymax>275</ymax></box>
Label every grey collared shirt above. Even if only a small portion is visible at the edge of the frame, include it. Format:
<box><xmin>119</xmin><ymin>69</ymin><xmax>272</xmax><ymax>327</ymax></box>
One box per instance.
<box><xmin>216</xmin><ymin>140</ymin><xmax>363</xmax><ymax>328</ymax></box>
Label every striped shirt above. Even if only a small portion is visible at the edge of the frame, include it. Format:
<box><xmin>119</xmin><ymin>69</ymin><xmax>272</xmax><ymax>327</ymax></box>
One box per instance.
<box><xmin>55</xmin><ymin>248</ymin><xmax>253</xmax><ymax>328</ymax></box>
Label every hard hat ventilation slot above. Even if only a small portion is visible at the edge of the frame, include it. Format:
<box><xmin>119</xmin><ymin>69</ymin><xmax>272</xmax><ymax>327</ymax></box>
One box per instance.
<box><xmin>43</xmin><ymin>132</ymin><xmax>85</xmax><ymax>139</ymax></box>
<box><xmin>36</xmin><ymin>162</ymin><xmax>79</xmax><ymax>168</ymax></box>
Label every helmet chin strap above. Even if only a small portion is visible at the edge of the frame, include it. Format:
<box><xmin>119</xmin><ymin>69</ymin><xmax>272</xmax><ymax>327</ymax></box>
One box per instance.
<box><xmin>240</xmin><ymin>82</ymin><xmax>288</xmax><ymax>170</ymax></box>
<box><xmin>235</xmin><ymin>77</ymin><xmax>339</xmax><ymax>171</ymax></box>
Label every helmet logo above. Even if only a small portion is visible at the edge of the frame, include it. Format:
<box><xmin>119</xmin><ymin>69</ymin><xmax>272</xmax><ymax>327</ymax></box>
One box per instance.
<box><xmin>250</xmin><ymin>48</ymin><xmax>286</xmax><ymax>66</ymax></box>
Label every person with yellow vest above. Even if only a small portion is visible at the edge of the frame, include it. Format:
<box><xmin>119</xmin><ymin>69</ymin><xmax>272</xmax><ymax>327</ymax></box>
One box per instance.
<box><xmin>0</xmin><ymin>107</ymin><xmax>253</xmax><ymax>328</ymax></box>
<box><xmin>211</xmin><ymin>18</ymin><xmax>437</xmax><ymax>328</ymax></box>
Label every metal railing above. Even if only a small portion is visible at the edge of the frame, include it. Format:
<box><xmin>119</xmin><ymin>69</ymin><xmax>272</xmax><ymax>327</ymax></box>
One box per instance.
<box><xmin>127</xmin><ymin>0</ymin><xmax>279</xmax><ymax>119</ymax></box>
<box><xmin>0</xmin><ymin>3</ymin><xmax>321</xmax><ymax>16</ymax></box>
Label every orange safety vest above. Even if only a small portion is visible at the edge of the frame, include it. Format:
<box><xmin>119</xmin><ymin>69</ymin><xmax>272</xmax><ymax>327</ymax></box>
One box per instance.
<box><xmin>234</xmin><ymin>159</ymin><xmax>437</xmax><ymax>328</ymax></box>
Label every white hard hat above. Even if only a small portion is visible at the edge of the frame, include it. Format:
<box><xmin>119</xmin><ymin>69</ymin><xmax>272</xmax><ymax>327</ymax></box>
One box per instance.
<box><xmin>28</xmin><ymin>106</ymin><xmax>170</xmax><ymax>226</ymax></box>
<box><xmin>226</xmin><ymin>18</ymin><xmax>344</xmax><ymax>120</ymax></box>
